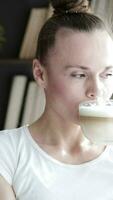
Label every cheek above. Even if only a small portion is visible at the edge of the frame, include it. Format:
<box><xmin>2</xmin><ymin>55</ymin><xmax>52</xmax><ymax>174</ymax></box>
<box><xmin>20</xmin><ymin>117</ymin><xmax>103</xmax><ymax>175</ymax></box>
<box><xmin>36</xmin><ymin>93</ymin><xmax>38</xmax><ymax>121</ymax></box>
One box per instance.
<box><xmin>47</xmin><ymin>77</ymin><xmax>82</xmax><ymax>108</ymax></box>
<box><xmin>103</xmin><ymin>81</ymin><xmax>113</xmax><ymax>98</ymax></box>
<box><xmin>46</xmin><ymin>76</ymin><xmax>85</xmax><ymax>122</ymax></box>
<box><xmin>48</xmin><ymin>78</ymin><xmax>68</xmax><ymax>99</ymax></box>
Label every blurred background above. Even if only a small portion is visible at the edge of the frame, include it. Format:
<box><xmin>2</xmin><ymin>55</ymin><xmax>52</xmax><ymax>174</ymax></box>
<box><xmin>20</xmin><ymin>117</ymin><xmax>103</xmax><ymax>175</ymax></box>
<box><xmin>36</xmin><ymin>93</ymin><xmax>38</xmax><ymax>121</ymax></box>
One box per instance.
<box><xmin>0</xmin><ymin>0</ymin><xmax>48</xmax><ymax>58</ymax></box>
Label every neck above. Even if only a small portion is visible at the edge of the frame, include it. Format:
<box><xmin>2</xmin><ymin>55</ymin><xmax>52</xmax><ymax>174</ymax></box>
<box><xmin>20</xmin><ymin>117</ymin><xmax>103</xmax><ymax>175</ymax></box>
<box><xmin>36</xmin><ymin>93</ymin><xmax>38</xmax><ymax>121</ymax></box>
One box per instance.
<box><xmin>31</xmin><ymin>105</ymin><xmax>86</xmax><ymax>147</ymax></box>
<box><xmin>29</xmin><ymin>106</ymin><xmax>106</xmax><ymax>165</ymax></box>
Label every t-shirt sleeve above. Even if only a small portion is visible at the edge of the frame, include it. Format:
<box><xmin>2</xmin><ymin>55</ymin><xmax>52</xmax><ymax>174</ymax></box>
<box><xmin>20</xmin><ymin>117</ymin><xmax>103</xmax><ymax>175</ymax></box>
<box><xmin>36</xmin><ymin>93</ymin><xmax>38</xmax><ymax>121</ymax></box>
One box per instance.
<box><xmin>0</xmin><ymin>130</ymin><xmax>17</xmax><ymax>185</ymax></box>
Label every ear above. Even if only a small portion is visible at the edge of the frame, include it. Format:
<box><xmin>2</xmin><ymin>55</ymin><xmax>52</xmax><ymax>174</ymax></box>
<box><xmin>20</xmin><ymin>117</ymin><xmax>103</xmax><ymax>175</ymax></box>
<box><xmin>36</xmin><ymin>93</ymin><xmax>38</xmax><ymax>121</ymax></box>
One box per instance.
<box><xmin>32</xmin><ymin>59</ymin><xmax>48</xmax><ymax>88</ymax></box>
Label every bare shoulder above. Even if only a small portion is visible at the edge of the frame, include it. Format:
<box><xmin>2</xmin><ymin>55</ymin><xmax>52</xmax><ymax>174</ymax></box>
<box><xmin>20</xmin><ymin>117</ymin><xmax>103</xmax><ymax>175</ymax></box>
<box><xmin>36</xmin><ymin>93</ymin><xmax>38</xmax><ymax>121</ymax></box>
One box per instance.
<box><xmin>0</xmin><ymin>176</ymin><xmax>16</xmax><ymax>200</ymax></box>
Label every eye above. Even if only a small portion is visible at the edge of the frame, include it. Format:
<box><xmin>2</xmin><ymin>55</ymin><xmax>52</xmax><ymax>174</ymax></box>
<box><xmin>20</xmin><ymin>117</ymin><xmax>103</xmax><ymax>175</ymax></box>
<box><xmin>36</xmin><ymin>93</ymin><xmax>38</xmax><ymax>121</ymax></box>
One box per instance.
<box><xmin>106</xmin><ymin>73</ymin><xmax>113</xmax><ymax>77</ymax></box>
<box><xmin>70</xmin><ymin>73</ymin><xmax>86</xmax><ymax>78</ymax></box>
<box><xmin>101</xmin><ymin>72</ymin><xmax>113</xmax><ymax>79</ymax></box>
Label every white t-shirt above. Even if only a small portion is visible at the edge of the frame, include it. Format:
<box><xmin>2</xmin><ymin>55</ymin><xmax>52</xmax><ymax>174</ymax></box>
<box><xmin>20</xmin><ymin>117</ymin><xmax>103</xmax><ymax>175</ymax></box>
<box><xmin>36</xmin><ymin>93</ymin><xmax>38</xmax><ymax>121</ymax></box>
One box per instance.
<box><xmin>0</xmin><ymin>126</ymin><xmax>113</xmax><ymax>200</ymax></box>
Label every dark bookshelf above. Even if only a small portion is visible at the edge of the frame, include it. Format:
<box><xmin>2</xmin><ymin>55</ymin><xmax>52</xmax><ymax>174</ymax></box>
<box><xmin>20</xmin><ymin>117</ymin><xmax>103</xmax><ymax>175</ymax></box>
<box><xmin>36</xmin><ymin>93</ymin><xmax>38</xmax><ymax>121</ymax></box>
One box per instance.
<box><xmin>0</xmin><ymin>59</ymin><xmax>33</xmax><ymax>129</ymax></box>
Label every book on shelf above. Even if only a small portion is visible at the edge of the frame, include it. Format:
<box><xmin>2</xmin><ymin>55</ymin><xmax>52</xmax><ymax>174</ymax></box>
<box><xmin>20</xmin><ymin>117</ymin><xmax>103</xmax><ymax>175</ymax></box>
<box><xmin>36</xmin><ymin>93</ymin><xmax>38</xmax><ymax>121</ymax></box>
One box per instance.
<box><xmin>21</xmin><ymin>81</ymin><xmax>46</xmax><ymax>126</ymax></box>
<box><xmin>30</xmin><ymin>82</ymin><xmax>46</xmax><ymax>122</ymax></box>
<box><xmin>21</xmin><ymin>81</ymin><xmax>37</xmax><ymax>125</ymax></box>
<box><xmin>4</xmin><ymin>75</ymin><xmax>27</xmax><ymax>129</ymax></box>
<box><xmin>19</xmin><ymin>8</ymin><xmax>48</xmax><ymax>59</ymax></box>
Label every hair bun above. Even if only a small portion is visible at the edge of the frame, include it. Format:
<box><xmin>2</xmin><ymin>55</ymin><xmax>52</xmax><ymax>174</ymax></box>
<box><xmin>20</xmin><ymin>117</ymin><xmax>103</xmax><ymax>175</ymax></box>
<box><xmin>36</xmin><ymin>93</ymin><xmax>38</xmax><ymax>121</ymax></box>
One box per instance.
<box><xmin>50</xmin><ymin>0</ymin><xmax>92</xmax><ymax>16</ymax></box>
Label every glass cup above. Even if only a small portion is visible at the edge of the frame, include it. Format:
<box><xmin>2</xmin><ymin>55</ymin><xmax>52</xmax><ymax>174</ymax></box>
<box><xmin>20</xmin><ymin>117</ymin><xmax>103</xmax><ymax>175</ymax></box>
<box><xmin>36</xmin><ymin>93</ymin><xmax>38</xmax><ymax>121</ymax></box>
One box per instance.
<box><xmin>79</xmin><ymin>99</ymin><xmax>113</xmax><ymax>144</ymax></box>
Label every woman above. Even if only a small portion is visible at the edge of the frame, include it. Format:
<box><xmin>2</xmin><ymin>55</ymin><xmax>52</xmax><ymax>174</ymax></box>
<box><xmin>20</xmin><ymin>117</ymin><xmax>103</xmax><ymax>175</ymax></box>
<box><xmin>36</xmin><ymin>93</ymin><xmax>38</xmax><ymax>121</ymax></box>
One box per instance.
<box><xmin>0</xmin><ymin>0</ymin><xmax>113</xmax><ymax>199</ymax></box>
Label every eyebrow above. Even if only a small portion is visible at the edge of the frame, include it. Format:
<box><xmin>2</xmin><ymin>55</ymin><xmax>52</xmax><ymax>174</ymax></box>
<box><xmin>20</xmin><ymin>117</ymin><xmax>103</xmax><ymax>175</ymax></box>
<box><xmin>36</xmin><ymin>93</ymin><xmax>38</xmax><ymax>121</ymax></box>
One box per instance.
<box><xmin>64</xmin><ymin>65</ymin><xmax>113</xmax><ymax>70</ymax></box>
<box><xmin>105</xmin><ymin>66</ymin><xmax>113</xmax><ymax>70</ymax></box>
<box><xmin>64</xmin><ymin>65</ymin><xmax>89</xmax><ymax>70</ymax></box>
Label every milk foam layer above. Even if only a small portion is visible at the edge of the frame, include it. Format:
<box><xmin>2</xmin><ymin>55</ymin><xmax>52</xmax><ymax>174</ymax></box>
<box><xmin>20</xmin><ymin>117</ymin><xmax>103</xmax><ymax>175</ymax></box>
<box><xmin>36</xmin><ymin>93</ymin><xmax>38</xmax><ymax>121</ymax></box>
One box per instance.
<box><xmin>79</xmin><ymin>100</ymin><xmax>113</xmax><ymax>118</ymax></box>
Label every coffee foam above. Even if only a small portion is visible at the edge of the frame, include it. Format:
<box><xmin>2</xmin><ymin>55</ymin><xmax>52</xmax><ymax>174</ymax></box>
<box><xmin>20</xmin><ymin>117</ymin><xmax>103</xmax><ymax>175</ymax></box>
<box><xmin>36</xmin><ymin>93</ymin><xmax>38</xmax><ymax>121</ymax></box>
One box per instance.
<box><xmin>79</xmin><ymin>101</ymin><xmax>113</xmax><ymax>118</ymax></box>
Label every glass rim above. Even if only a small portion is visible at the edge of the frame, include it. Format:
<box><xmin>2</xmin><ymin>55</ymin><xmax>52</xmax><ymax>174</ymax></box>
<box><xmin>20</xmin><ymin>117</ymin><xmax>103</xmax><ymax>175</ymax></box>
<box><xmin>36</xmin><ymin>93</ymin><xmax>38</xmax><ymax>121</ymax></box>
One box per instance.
<box><xmin>79</xmin><ymin>99</ymin><xmax>113</xmax><ymax>107</ymax></box>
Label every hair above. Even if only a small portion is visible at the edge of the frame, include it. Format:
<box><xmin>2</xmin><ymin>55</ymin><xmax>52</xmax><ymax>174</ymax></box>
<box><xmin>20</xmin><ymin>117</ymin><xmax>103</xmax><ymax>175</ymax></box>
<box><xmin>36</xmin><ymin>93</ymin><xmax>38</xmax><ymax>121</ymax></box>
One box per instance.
<box><xmin>36</xmin><ymin>0</ymin><xmax>109</xmax><ymax>66</ymax></box>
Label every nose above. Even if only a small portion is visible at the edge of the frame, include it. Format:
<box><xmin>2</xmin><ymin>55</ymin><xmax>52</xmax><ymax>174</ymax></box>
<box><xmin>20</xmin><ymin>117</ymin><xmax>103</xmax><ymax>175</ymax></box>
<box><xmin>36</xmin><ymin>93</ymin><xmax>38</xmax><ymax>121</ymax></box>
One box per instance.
<box><xmin>85</xmin><ymin>77</ymin><xmax>104</xmax><ymax>100</ymax></box>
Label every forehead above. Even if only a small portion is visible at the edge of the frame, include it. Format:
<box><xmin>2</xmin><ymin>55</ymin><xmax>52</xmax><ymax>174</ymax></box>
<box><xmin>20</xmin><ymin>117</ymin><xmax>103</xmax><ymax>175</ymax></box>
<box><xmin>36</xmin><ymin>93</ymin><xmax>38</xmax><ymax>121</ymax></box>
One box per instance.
<box><xmin>48</xmin><ymin>28</ymin><xmax>113</xmax><ymax>70</ymax></box>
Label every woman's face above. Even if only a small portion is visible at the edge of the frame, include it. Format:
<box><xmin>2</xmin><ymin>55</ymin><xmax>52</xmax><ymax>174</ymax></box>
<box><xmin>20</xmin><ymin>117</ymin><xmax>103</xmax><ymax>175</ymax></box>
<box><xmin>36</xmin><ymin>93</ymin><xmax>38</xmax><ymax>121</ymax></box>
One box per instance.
<box><xmin>44</xmin><ymin>29</ymin><xmax>113</xmax><ymax>123</ymax></box>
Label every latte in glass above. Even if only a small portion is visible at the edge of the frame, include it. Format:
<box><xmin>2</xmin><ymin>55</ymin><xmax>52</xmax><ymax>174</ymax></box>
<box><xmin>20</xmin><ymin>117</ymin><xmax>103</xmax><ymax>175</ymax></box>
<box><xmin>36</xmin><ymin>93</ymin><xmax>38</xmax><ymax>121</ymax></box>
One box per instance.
<box><xmin>79</xmin><ymin>100</ymin><xmax>113</xmax><ymax>144</ymax></box>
